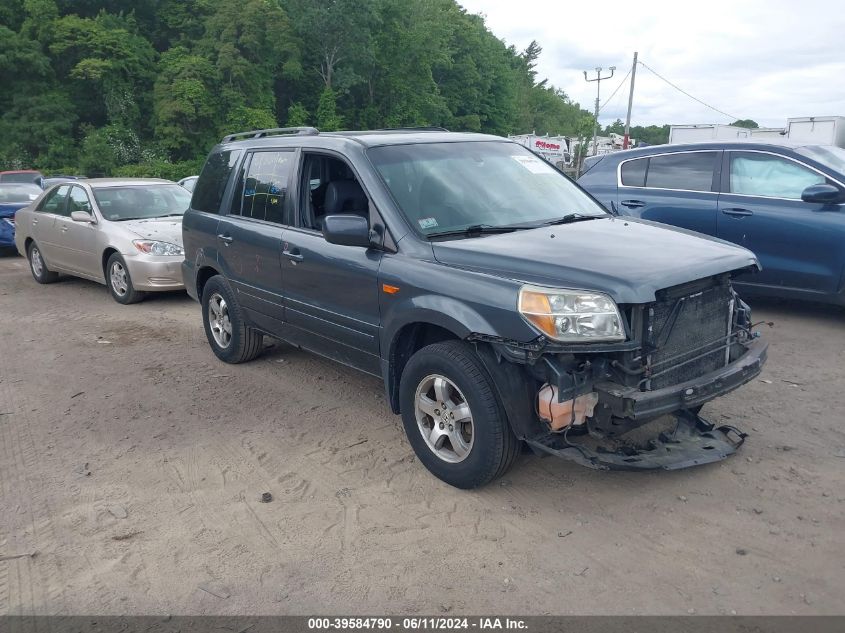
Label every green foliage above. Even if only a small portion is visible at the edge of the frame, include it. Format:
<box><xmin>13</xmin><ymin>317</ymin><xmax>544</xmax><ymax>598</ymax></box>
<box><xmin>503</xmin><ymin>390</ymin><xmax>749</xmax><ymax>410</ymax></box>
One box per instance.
<box><xmin>316</xmin><ymin>88</ymin><xmax>343</xmax><ymax>131</ymax></box>
<box><xmin>286</xmin><ymin>102</ymin><xmax>310</xmax><ymax>127</ymax></box>
<box><xmin>1</xmin><ymin>0</ymin><xmax>604</xmax><ymax>175</ymax></box>
<box><xmin>731</xmin><ymin>119</ymin><xmax>759</xmax><ymax>129</ymax></box>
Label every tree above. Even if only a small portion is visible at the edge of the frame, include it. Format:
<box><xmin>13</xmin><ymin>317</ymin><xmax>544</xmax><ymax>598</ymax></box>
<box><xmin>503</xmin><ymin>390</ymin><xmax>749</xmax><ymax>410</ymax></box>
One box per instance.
<box><xmin>286</xmin><ymin>102</ymin><xmax>310</xmax><ymax>127</ymax></box>
<box><xmin>731</xmin><ymin>119</ymin><xmax>759</xmax><ymax>129</ymax></box>
<box><xmin>316</xmin><ymin>87</ymin><xmax>343</xmax><ymax>131</ymax></box>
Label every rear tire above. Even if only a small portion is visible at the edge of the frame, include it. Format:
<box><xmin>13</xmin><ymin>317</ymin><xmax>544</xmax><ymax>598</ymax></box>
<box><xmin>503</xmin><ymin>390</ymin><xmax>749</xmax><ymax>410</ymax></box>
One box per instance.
<box><xmin>27</xmin><ymin>242</ymin><xmax>59</xmax><ymax>284</ymax></box>
<box><xmin>399</xmin><ymin>341</ymin><xmax>519</xmax><ymax>488</ymax></box>
<box><xmin>201</xmin><ymin>275</ymin><xmax>263</xmax><ymax>363</ymax></box>
<box><xmin>106</xmin><ymin>253</ymin><xmax>145</xmax><ymax>304</ymax></box>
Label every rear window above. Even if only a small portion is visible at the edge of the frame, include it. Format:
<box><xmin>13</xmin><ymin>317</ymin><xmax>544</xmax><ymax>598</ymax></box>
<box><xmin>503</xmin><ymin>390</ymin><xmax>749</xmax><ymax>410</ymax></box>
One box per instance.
<box><xmin>646</xmin><ymin>152</ymin><xmax>717</xmax><ymax>191</ymax></box>
<box><xmin>191</xmin><ymin>150</ymin><xmax>243</xmax><ymax>213</ymax></box>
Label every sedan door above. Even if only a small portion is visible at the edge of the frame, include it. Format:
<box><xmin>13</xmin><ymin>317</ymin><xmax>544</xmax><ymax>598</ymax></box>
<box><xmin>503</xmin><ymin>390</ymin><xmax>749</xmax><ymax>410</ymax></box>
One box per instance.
<box><xmin>32</xmin><ymin>184</ymin><xmax>71</xmax><ymax>266</ymax></box>
<box><xmin>52</xmin><ymin>185</ymin><xmax>101</xmax><ymax>278</ymax></box>
<box><xmin>616</xmin><ymin>150</ymin><xmax>721</xmax><ymax>236</ymax></box>
<box><xmin>717</xmin><ymin>150</ymin><xmax>845</xmax><ymax>294</ymax></box>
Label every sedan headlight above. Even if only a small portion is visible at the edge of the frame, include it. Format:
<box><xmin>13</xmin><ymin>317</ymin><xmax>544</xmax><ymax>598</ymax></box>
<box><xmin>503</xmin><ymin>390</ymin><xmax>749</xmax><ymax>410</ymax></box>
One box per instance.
<box><xmin>518</xmin><ymin>285</ymin><xmax>625</xmax><ymax>342</ymax></box>
<box><xmin>132</xmin><ymin>240</ymin><xmax>184</xmax><ymax>256</ymax></box>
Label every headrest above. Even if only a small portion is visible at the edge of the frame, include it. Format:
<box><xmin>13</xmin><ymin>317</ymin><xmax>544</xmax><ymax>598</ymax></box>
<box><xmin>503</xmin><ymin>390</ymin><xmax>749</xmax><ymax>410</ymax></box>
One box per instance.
<box><xmin>324</xmin><ymin>180</ymin><xmax>368</xmax><ymax>215</ymax></box>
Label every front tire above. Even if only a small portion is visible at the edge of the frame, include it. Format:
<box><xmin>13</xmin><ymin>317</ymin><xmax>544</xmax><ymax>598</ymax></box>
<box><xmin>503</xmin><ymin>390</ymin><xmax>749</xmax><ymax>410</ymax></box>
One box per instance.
<box><xmin>106</xmin><ymin>253</ymin><xmax>145</xmax><ymax>304</ymax></box>
<box><xmin>399</xmin><ymin>341</ymin><xmax>519</xmax><ymax>488</ymax></box>
<box><xmin>201</xmin><ymin>275</ymin><xmax>263</xmax><ymax>363</ymax></box>
<box><xmin>27</xmin><ymin>242</ymin><xmax>59</xmax><ymax>284</ymax></box>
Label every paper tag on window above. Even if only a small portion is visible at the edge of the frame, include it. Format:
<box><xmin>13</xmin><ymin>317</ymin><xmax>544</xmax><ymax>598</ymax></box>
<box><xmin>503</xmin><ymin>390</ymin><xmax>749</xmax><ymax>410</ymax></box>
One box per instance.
<box><xmin>511</xmin><ymin>155</ymin><xmax>556</xmax><ymax>174</ymax></box>
<box><xmin>418</xmin><ymin>217</ymin><xmax>438</xmax><ymax>229</ymax></box>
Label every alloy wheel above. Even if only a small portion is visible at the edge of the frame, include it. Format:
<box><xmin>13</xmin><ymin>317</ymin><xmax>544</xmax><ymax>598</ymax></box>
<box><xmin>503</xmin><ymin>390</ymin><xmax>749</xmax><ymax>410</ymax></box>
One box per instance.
<box><xmin>208</xmin><ymin>292</ymin><xmax>233</xmax><ymax>348</ymax></box>
<box><xmin>413</xmin><ymin>374</ymin><xmax>475</xmax><ymax>463</ymax></box>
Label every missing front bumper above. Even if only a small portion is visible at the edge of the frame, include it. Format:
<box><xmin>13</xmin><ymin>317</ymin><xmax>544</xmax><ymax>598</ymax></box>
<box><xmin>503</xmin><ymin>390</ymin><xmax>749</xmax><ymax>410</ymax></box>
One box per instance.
<box><xmin>525</xmin><ymin>410</ymin><xmax>747</xmax><ymax>471</ymax></box>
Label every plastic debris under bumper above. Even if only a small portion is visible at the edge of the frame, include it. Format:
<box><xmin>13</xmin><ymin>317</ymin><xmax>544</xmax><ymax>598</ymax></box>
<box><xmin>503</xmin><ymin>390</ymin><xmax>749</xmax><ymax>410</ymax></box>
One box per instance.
<box><xmin>594</xmin><ymin>337</ymin><xmax>768</xmax><ymax>421</ymax></box>
<box><xmin>526</xmin><ymin>410</ymin><xmax>747</xmax><ymax>471</ymax></box>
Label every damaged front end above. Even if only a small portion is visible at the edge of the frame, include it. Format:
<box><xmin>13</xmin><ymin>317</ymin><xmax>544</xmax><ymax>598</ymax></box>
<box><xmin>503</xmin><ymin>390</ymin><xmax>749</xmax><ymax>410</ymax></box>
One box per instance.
<box><xmin>472</xmin><ymin>274</ymin><xmax>768</xmax><ymax>471</ymax></box>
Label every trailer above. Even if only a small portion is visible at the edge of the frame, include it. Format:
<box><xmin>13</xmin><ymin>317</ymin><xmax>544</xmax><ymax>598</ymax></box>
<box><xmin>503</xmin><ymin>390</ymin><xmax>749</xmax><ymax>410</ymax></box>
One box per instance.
<box><xmin>668</xmin><ymin>124</ymin><xmax>752</xmax><ymax>144</ymax></box>
<box><xmin>509</xmin><ymin>134</ymin><xmax>572</xmax><ymax>167</ymax></box>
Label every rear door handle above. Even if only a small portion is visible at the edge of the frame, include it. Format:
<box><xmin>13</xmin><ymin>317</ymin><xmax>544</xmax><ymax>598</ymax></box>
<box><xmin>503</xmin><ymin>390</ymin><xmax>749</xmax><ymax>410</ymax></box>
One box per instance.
<box><xmin>217</xmin><ymin>233</ymin><xmax>234</xmax><ymax>244</ymax></box>
<box><xmin>282</xmin><ymin>247</ymin><xmax>304</xmax><ymax>262</ymax></box>
<box><xmin>620</xmin><ymin>199</ymin><xmax>645</xmax><ymax>209</ymax></box>
<box><xmin>721</xmin><ymin>208</ymin><xmax>753</xmax><ymax>217</ymax></box>
<box><xmin>32</xmin><ymin>218</ymin><xmax>38</xmax><ymax>225</ymax></box>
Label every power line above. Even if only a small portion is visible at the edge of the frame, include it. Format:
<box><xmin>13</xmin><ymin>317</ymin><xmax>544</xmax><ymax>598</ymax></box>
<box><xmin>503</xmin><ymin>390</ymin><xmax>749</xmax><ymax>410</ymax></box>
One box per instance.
<box><xmin>638</xmin><ymin>60</ymin><xmax>740</xmax><ymax>121</ymax></box>
<box><xmin>598</xmin><ymin>67</ymin><xmax>631</xmax><ymax>114</ymax></box>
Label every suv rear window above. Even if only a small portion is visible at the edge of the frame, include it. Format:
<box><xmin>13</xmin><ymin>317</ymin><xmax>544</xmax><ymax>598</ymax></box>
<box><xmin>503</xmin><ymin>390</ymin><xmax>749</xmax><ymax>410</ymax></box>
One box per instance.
<box><xmin>192</xmin><ymin>149</ymin><xmax>243</xmax><ymax>213</ymax></box>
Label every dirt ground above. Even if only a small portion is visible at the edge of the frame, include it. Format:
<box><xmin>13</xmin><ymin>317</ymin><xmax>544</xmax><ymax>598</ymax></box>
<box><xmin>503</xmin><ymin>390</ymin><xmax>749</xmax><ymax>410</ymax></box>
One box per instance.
<box><xmin>0</xmin><ymin>254</ymin><xmax>843</xmax><ymax>616</ymax></box>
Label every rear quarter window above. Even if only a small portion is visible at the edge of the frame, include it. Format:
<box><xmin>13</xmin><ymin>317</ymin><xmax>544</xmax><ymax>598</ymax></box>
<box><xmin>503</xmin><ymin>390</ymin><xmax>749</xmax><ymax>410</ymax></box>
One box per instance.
<box><xmin>620</xmin><ymin>158</ymin><xmax>647</xmax><ymax>186</ymax></box>
<box><xmin>191</xmin><ymin>149</ymin><xmax>243</xmax><ymax>213</ymax></box>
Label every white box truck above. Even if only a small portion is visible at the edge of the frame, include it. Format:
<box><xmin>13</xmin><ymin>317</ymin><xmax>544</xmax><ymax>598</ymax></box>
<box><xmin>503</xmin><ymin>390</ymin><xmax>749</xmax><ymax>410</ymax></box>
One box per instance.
<box><xmin>668</xmin><ymin>124</ymin><xmax>752</xmax><ymax>144</ymax></box>
<box><xmin>786</xmin><ymin>116</ymin><xmax>845</xmax><ymax>148</ymax></box>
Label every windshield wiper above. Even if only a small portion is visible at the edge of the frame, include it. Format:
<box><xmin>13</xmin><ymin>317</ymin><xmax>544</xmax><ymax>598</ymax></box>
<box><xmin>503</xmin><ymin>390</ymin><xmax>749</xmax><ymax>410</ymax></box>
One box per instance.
<box><xmin>426</xmin><ymin>224</ymin><xmax>523</xmax><ymax>239</ymax></box>
<box><xmin>541</xmin><ymin>213</ymin><xmax>603</xmax><ymax>226</ymax></box>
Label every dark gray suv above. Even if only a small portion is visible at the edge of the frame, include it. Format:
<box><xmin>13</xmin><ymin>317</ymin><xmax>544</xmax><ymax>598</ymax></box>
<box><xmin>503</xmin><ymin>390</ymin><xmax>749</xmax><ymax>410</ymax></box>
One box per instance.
<box><xmin>182</xmin><ymin>127</ymin><xmax>768</xmax><ymax>488</ymax></box>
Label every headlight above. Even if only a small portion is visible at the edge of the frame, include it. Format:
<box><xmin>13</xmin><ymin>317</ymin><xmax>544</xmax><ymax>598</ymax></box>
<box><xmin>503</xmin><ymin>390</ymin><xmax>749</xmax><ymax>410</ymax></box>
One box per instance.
<box><xmin>518</xmin><ymin>285</ymin><xmax>625</xmax><ymax>342</ymax></box>
<box><xmin>132</xmin><ymin>240</ymin><xmax>184</xmax><ymax>256</ymax></box>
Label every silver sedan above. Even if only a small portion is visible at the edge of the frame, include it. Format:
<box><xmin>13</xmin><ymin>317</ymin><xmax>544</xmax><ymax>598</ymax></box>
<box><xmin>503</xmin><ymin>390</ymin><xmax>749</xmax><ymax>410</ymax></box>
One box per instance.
<box><xmin>14</xmin><ymin>178</ymin><xmax>191</xmax><ymax>304</ymax></box>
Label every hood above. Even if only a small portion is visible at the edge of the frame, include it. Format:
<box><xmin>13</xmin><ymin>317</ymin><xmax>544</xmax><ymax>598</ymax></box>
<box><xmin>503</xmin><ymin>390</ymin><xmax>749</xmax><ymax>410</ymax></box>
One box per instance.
<box><xmin>431</xmin><ymin>217</ymin><xmax>759</xmax><ymax>304</ymax></box>
<box><xmin>0</xmin><ymin>202</ymin><xmax>31</xmax><ymax>218</ymax></box>
<box><xmin>118</xmin><ymin>217</ymin><xmax>183</xmax><ymax>245</ymax></box>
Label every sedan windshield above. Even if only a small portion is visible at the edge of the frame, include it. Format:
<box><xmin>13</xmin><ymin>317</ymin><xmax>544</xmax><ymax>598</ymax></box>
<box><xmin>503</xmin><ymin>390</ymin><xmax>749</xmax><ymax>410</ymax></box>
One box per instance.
<box><xmin>93</xmin><ymin>184</ymin><xmax>192</xmax><ymax>221</ymax></box>
<box><xmin>0</xmin><ymin>183</ymin><xmax>42</xmax><ymax>203</ymax></box>
<box><xmin>796</xmin><ymin>145</ymin><xmax>845</xmax><ymax>176</ymax></box>
<box><xmin>367</xmin><ymin>141</ymin><xmax>607</xmax><ymax>237</ymax></box>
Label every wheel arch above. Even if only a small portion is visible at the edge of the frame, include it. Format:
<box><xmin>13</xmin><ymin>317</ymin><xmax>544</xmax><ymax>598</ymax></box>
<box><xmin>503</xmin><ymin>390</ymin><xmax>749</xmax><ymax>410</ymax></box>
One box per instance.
<box><xmin>195</xmin><ymin>264</ymin><xmax>221</xmax><ymax>300</ymax></box>
<box><xmin>101</xmin><ymin>247</ymin><xmax>120</xmax><ymax>281</ymax></box>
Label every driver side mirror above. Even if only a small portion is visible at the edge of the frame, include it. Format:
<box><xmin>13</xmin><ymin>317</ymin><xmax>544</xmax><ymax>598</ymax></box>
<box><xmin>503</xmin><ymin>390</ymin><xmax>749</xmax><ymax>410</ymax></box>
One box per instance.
<box><xmin>801</xmin><ymin>183</ymin><xmax>843</xmax><ymax>205</ymax></box>
<box><xmin>322</xmin><ymin>214</ymin><xmax>371</xmax><ymax>248</ymax></box>
<box><xmin>71</xmin><ymin>210</ymin><xmax>96</xmax><ymax>223</ymax></box>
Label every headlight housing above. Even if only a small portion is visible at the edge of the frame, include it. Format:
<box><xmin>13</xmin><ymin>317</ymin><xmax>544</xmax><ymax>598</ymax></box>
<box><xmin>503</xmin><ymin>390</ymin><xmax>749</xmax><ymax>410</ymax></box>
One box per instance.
<box><xmin>132</xmin><ymin>240</ymin><xmax>184</xmax><ymax>256</ymax></box>
<box><xmin>518</xmin><ymin>285</ymin><xmax>625</xmax><ymax>342</ymax></box>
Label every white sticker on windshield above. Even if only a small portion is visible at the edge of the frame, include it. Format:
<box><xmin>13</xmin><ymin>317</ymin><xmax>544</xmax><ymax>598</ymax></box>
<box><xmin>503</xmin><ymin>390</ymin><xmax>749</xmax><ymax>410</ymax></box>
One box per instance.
<box><xmin>511</xmin><ymin>155</ymin><xmax>556</xmax><ymax>174</ymax></box>
<box><xmin>418</xmin><ymin>217</ymin><xmax>438</xmax><ymax>229</ymax></box>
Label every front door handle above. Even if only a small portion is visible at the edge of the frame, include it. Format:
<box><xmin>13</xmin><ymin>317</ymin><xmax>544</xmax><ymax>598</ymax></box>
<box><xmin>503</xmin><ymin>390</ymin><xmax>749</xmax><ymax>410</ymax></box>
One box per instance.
<box><xmin>721</xmin><ymin>208</ymin><xmax>753</xmax><ymax>217</ymax></box>
<box><xmin>620</xmin><ymin>199</ymin><xmax>646</xmax><ymax>209</ymax></box>
<box><xmin>60</xmin><ymin>224</ymin><xmax>69</xmax><ymax>232</ymax></box>
<box><xmin>217</xmin><ymin>233</ymin><xmax>234</xmax><ymax>245</ymax></box>
<box><xmin>32</xmin><ymin>218</ymin><xmax>38</xmax><ymax>225</ymax></box>
<box><xmin>282</xmin><ymin>248</ymin><xmax>304</xmax><ymax>262</ymax></box>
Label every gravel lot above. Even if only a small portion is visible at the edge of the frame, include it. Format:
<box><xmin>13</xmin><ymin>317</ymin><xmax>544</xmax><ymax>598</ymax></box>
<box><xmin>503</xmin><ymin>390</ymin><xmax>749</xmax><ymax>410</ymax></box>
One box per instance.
<box><xmin>0</xmin><ymin>253</ymin><xmax>843</xmax><ymax>615</ymax></box>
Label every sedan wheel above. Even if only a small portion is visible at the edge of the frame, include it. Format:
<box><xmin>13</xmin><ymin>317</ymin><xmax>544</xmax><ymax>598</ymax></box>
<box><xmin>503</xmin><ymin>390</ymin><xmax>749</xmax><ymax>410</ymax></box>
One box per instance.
<box><xmin>27</xmin><ymin>242</ymin><xmax>58</xmax><ymax>284</ymax></box>
<box><xmin>414</xmin><ymin>374</ymin><xmax>474</xmax><ymax>463</ymax></box>
<box><xmin>110</xmin><ymin>261</ymin><xmax>129</xmax><ymax>297</ymax></box>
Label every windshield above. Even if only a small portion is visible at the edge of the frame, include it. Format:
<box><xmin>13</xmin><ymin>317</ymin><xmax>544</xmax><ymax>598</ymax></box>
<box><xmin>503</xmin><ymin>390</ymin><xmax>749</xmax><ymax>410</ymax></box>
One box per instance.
<box><xmin>367</xmin><ymin>141</ymin><xmax>607</xmax><ymax>237</ymax></box>
<box><xmin>0</xmin><ymin>183</ymin><xmax>42</xmax><ymax>203</ymax></box>
<box><xmin>93</xmin><ymin>184</ymin><xmax>192</xmax><ymax>221</ymax></box>
<box><xmin>0</xmin><ymin>172</ymin><xmax>42</xmax><ymax>185</ymax></box>
<box><xmin>796</xmin><ymin>146</ymin><xmax>845</xmax><ymax>175</ymax></box>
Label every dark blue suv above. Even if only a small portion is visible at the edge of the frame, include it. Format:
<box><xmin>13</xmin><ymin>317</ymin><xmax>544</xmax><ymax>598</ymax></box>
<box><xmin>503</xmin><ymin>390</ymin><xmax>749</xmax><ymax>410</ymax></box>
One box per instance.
<box><xmin>578</xmin><ymin>142</ymin><xmax>845</xmax><ymax>305</ymax></box>
<box><xmin>183</xmin><ymin>127</ymin><xmax>768</xmax><ymax>488</ymax></box>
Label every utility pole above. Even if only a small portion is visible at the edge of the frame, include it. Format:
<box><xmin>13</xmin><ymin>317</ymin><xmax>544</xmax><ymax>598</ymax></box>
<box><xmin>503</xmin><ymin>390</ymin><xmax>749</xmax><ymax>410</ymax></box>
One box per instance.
<box><xmin>584</xmin><ymin>66</ymin><xmax>615</xmax><ymax>157</ymax></box>
<box><xmin>623</xmin><ymin>52</ymin><xmax>638</xmax><ymax>149</ymax></box>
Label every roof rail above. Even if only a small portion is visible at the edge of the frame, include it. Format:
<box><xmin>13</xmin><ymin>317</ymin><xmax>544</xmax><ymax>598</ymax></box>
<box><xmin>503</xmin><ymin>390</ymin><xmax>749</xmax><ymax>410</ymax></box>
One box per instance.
<box><xmin>221</xmin><ymin>127</ymin><xmax>320</xmax><ymax>143</ymax></box>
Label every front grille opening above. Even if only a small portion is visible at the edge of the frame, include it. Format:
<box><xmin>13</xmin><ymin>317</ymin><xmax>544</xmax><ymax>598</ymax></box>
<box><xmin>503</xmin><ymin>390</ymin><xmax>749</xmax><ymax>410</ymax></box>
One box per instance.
<box><xmin>643</xmin><ymin>279</ymin><xmax>733</xmax><ymax>391</ymax></box>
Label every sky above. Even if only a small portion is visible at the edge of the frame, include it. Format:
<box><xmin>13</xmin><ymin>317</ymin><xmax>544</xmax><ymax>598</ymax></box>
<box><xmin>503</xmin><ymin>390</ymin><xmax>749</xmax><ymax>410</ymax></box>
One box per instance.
<box><xmin>458</xmin><ymin>0</ymin><xmax>845</xmax><ymax>129</ymax></box>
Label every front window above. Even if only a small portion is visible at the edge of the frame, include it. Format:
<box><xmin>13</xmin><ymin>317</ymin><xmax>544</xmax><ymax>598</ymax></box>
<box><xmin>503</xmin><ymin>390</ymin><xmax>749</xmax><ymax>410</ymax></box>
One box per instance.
<box><xmin>93</xmin><ymin>184</ymin><xmax>192</xmax><ymax>221</ymax></box>
<box><xmin>729</xmin><ymin>152</ymin><xmax>825</xmax><ymax>199</ymax></box>
<box><xmin>0</xmin><ymin>184</ymin><xmax>42</xmax><ymax>203</ymax></box>
<box><xmin>795</xmin><ymin>145</ymin><xmax>845</xmax><ymax>176</ymax></box>
<box><xmin>367</xmin><ymin>142</ymin><xmax>606</xmax><ymax>237</ymax></box>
